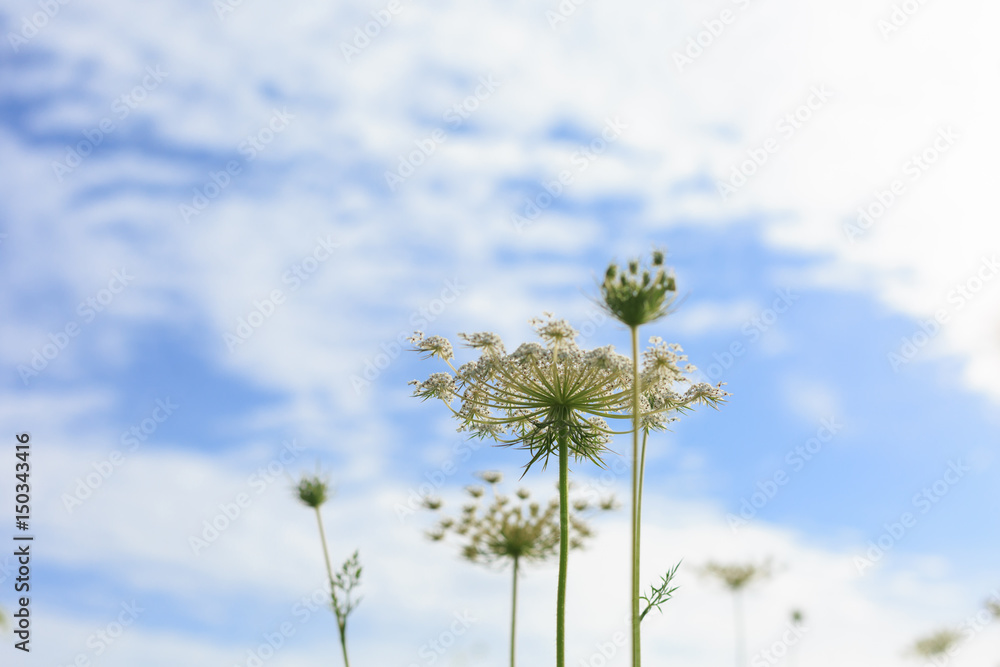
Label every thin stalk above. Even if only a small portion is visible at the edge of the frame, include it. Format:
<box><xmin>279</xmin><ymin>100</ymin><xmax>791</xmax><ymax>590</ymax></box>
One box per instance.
<box><xmin>557</xmin><ymin>427</ymin><xmax>569</xmax><ymax>667</ymax></box>
<box><xmin>629</xmin><ymin>325</ymin><xmax>641</xmax><ymax>667</ymax></box>
<box><xmin>314</xmin><ymin>507</ymin><xmax>351</xmax><ymax>667</ymax></box>
<box><xmin>635</xmin><ymin>428</ymin><xmax>648</xmax><ymax>625</ymax></box>
<box><xmin>510</xmin><ymin>555</ymin><xmax>520</xmax><ymax>667</ymax></box>
<box><xmin>338</xmin><ymin>622</ymin><xmax>350</xmax><ymax>667</ymax></box>
<box><xmin>733</xmin><ymin>589</ymin><xmax>745</xmax><ymax>667</ymax></box>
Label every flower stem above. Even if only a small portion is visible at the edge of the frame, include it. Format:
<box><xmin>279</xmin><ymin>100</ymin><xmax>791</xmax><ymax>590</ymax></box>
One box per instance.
<box><xmin>630</xmin><ymin>325</ymin><xmax>641</xmax><ymax>667</ymax></box>
<box><xmin>510</xmin><ymin>555</ymin><xmax>520</xmax><ymax>667</ymax></box>
<box><xmin>314</xmin><ymin>507</ymin><xmax>351</xmax><ymax>667</ymax></box>
<box><xmin>557</xmin><ymin>427</ymin><xmax>569</xmax><ymax>667</ymax></box>
<box><xmin>733</xmin><ymin>589</ymin><xmax>745</xmax><ymax>667</ymax></box>
<box><xmin>636</xmin><ymin>427</ymin><xmax>648</xmax><ymax>620</ymax></box>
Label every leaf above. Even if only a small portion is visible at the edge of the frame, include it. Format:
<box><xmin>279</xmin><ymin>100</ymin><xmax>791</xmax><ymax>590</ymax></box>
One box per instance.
<box><xmin>640</xmin><ymin>560</ymin><xmax>682</xmax><ymax>622</ymax></box>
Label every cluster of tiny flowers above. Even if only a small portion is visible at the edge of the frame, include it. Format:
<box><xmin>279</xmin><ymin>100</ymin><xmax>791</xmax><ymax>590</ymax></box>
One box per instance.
<box><xmin>529</xmin><ymin>313</ymin><xmax>579</xmax><ymax>348</ymax></box>
<box><xmin>457</xmin><ymin>331</ymin><xmax>506</xmax><ymax>356</ymax></box>
<box><xmin>425</xmin><ymin>476</ymin><xmax>613</xmax><ymax>565</ymax></box>
<box><xmin>584</xmin><ymin>345</ymin><xmax>633</xmax><ymax>374</ymax></box>
<box><xmin>641</xmin><ymin>336</ymin><xmax>695</xmax><ymax>385</ymax></box>
<box><xmin>409</xmin><ymin>313</ymin><xmax>725</xmax><ymax>469</ymax></box>
<box><xmin>410</xmin><ymin>332</ymin><xmax>454</xmax><ymax>360</ymax></box>
<box><xmin>409</xmin><ymin>372</ymin><xmax>456</xmax><ymax>402</ymax></box>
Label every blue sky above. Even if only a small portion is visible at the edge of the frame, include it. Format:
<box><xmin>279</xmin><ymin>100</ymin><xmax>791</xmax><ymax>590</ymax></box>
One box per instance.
<box><xmin>2</xmin><ymin>0</ymin><xmax>999</xmax><ymax>665</ymax></box>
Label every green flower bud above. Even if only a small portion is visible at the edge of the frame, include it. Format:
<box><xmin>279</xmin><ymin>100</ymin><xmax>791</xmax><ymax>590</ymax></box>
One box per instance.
<box><xmin>599</xmin><ymin>248</ymin><xmax>677</xmax><ymax>328</ymax></box>
<box><xmin>296</xmin><ymin>475</ymin><xmax>329</xmax><ymax>509</ymax></box>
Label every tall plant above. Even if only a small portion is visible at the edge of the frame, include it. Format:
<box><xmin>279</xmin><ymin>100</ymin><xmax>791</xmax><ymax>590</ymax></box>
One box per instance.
<box><xmin>598</xmin><ymin>248</ymin><xmax>728</xmax><ymax>667</ymax></box>
<box><xmin>702</xmin><ymin>560</ymin><xmax>773</xmax><ymax>667</ymax></box>
<box><xmin>296</xmin><ymin>475</ymin><xmax>362</xmax><ymax>667</ymax></box>
<box><xmin>424</xmin><ymin>471</ymin><xmax>615</xmax><ymax>667</ymax></box>
<box><xmin>410</xmin><ymin>309</ymin><xmax>724</xmax><ymax>666</ymax></box>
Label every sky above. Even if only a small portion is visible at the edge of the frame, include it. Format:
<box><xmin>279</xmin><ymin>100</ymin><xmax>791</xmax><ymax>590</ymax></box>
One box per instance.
<box><xmin>1</xmin><ymin>0</ymin><xmax>999</xmax><ymax>665</ymax></box>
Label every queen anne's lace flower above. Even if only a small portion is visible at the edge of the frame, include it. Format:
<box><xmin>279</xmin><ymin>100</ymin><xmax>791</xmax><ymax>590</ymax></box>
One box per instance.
<box><xmin>457</xmin><ymin>332</ymin><xmax>506</xmax><ymax>356</ymax></box>
<box><xmin>426</xmin><ymin>479</ymin><xmax>612</xmax><ymax>565</ymax></box>
<box><xmin>584</xmin><ymin>345</ymin><xmax>632</xmax><ymax>374</ymax></box>
<box><xmin>642</xmin><ymin>336</ymin><xmax>688</xmax><ymax>384</ymax></box>
<box><xmin>409</xmin><ymin>313</ymin><xmax>727</xmax><ymax>472</ymax></box>
<box><xmin>408</xmin><ymin>372</ymin><xmax>456</xmax><ymax>402</ymax></box>
<box><xmin>529</xmin><ymin>314</ymin><xmax>579</xmax><ymax>347</ymax></box>
<box><xmin>409</xmin><ymin>332</ymin><xmax>454</xmax><ymax>360</ymax></box>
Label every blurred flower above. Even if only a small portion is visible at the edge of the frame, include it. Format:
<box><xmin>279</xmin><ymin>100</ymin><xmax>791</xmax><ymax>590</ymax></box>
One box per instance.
<box><xmin>296</xmin><ymin>474</ymin><xmax>330</xmax><ymax>509</ymax></box>
<box><xmin>911</xmin><ymin>629</ymin><xmax>962</xmax><ymax>658</ymax></box>
<box><xmin>598</xmin><ymin>248</ymin><xmax>676</xmax><ymax>328</ymax></box>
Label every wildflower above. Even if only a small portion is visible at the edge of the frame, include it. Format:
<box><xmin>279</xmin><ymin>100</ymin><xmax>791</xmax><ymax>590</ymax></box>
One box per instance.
<box><xmin>598</xmin><ymin>248</ymin><xmax>676</xmax><ymax>328</ymax></box>
<box><xmin>425</xmin><ymin>477</ymin><xmax>614</xmax><ymax>667</ymax></box>
<box><xmin>409</xmin><ymin>318</ymin><xmax>636</xmax><ymax>472</ymax></box>
<box><xmin>596</xmin><ymin>249</ymin><xmax>728</xmax><ymax>667</ymax></box>
<box><xmin>477</xmin><ymin>471</ymin><xmax>504</xmax><ymax>485</ymax></box>
<box><xmin>410</xmin><ymin>308</ymin><xmax>724</xmax><ymax>667</ymax></box>
<box><xmin>702</xmin><ymin>560</ymin><xmax>774</xmax><ymax>667</ymax></box>
<box><xmin>296</xmin><ymin>474</ymin><xmax>331</xmax><ymax>509</ymax></box>
<box><xmin>911</xmin><ymin>629</ymin><xmax>962</xmax><ymax>659</ymax></box>
<box><xmin>294</xmin><ymin>473</ymin><xmax>361</xmax><ymax>667</ymax></box>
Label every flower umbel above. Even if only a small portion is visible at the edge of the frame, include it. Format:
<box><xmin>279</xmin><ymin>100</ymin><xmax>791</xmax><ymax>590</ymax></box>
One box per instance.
<box><xmin>425</xmin><ymin>476</ymin><xmax>615</xmax><ymax>667</ymax></box>
<box><xmin>410</xmin><ymin>317</ymin><xmax>637</xmax><ymax>473</ymax></box>
<box><xmin>426</xmin><ymin>478</ymin><xmax>610</xmax><ymax>565</ymax></box>
<box><xmin>911</xmin><ymin>629</ymin><xmax>962</xmax><ymax>658</ymax></box>
<box><xmin>411</xmin><ymin>309</ymin><xmax>727</xmax><ymax>667</ymax></box>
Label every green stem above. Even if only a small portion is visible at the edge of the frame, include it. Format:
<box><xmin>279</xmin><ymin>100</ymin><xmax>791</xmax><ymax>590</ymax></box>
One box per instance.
<box><xmin>630</xmin><ymin>325</ymin><xmax>641</xmax><ymax>667</ymax></box>
<box><xmin>510</xmin><ymin>555</ymin><xmax>520</xmax><ymax>667</ymax></box>
<box><xmin>315</xmin><ymin>507</ymin><xmax>350</xmax><ymax>667</ymax></box>
<box><xmin>636</xmin><ymin>428</ymin><xmax>648</xmax><ymax>624</ymax></box>
<box><xmin>339</xmin><ymin>621</ymin><xmax>350</xmax><ymax>667</ymax></box>
<box><xmin>557</xmin><ymin>428</ymin><xmax>569</xmax><ymax>667</ymax></box>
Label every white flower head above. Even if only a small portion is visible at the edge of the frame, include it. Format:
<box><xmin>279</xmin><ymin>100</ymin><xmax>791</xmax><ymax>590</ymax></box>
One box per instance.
<box><xmin>584</xmin><ymin>345</ymin><xmax>631</xmax><ymax>375</ymax></box>
<box><xmin>410</xmin><ymin>332</ymin><xmax>454</xmax><ymax>360</ymax></box>
<box><xmin>458</xmin><ymin>331</ymin><xmax>506</xmax><ymax>357</ymax></box>
<box><xmin>409</xmin><ymin>372</ymin><xmax>456</xmax><ymax>402</ymax></box>
<box><xmin>642</xmin><ymin>336</ymin><xmax>689</xmax><ymax>384</ymax></box>
<box><xmin>529</xmin><ymin>313</ymin><xmax>579</xmax><ymax>349</ymax></box>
